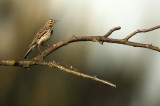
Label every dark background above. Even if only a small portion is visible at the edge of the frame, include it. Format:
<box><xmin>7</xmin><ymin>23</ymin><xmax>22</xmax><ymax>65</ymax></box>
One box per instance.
<box><xmin>0</xmin><ymin>0</ymin><xmax>160</xmax><ymax>106</ymax></box>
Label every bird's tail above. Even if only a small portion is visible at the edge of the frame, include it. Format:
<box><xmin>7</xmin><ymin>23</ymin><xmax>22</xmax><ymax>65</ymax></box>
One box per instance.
<box><xmin>24</xmin><ymin>45</ymin><xmax>35</xmax><ymax>59</ymax></box>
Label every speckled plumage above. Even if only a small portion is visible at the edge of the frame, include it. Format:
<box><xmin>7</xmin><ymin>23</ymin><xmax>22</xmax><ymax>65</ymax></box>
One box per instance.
<box><xmin>24</xmin><ymin>19</ymin><xmax>56</xmax><ymax>59</ymax></box>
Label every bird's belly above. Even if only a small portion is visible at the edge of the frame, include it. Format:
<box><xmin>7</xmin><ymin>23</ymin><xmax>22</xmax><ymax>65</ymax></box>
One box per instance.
<box><xmin>37</xmin><ymin>33</ymin><xmax>51</xmax><ymax>45</ymax></box>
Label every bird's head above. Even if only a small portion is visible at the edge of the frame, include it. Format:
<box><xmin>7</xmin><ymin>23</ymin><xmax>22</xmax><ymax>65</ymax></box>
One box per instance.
<box><xmin>45</xmin><ymin>19</ymin><xmax>56</xmax><ymax>27</ymax></box>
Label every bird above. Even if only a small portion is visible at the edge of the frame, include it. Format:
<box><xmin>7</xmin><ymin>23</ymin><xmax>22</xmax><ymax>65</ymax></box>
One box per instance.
<box><xmin>24</xmin><ymin>19</ymin><xmax>56</xmax><ymax>59</ymax></box>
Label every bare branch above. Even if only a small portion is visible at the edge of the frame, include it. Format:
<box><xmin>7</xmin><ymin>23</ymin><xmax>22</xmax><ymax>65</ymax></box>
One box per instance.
<box><xmin>124</xmin><ymin>25</ymin><xmax>160</xmax><ymax>41</ymax></box>
<box><xmin>0</xmin><ymin>60</ymin><xmax>116</xmax><ymax>88</ymax></box>
<box><xmin>34</xmin><ymin>25</ymin><xmax>160</xmax><ymax>60</ymax></box>
<box><xmin>104</xmin><ymin>26</ymin><xmax>121</xmax><ymax>38</ymax></box>
<box><xmin>1</xmin><ymin>25</ymin><xmax>160</xmax><ymax>88</ymax></box>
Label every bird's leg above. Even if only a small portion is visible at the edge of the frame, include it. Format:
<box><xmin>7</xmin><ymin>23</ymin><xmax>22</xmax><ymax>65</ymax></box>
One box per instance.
<box><xmin>38</xmin><ymin>45</ymin><xmax>42</xmax><ymax>55</ymax></box>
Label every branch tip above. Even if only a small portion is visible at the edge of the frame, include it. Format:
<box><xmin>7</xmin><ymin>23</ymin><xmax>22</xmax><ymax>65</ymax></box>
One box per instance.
<box><xmin>124</xmin><ymin>25</ymin><xmax>160</xmax><ymax>41</ymax></box>
<box><xmin>104</xmin><ymin>26</ymin><xmax>121</xmax><ymax>38</ymax></box>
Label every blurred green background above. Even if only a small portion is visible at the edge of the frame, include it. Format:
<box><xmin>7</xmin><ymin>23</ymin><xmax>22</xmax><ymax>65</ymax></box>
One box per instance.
<box><xmin>1</xmin><ymin>0</ymin><xmax>160</xmax><ymax>106</ymax></box>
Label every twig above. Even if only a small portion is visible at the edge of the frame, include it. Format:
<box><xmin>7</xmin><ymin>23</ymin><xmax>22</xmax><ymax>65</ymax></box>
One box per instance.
<box><xmin>0</xmin><ymin>60</ymin><xmax>116</xmax><ymax>88</ymax></box>
<box><xmin>104</xmin><ymin>26</ymin><xmax>121</xmax><ymax>38</ymax></box>
<box><xmin>124</xmin><ymin>25</ymin><xmax>160</xmax><ymax>41</ymax></box>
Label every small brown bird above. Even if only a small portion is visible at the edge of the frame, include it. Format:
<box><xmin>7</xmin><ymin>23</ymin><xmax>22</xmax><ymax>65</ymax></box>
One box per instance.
<box><xmin>24</xmin><ymin>19</ymin><xmax>56</xmax><ymax>59</ymax></box>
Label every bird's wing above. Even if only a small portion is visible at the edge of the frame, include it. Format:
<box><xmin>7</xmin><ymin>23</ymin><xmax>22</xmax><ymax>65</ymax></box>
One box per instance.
<box><xmin>29</xmin><ymin>28</ymin><xmax>46</xmax><ymax>48</ymax></box>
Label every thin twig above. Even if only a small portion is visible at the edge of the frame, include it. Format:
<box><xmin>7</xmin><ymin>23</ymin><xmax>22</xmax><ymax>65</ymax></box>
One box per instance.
<box><xmin>124</xmin><ymin>25</ymin><xmax>160</xmax><ymax>41</ymax></box>
<box><xmin>0</xmin><ymin>60</ymin><xmax>116</xmax><ymax>88</ymax></box>
<box><xmin>104</xmin><ymin>26</ymin><xmax>121</xmax><ymax>38</ymax></box>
